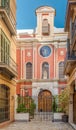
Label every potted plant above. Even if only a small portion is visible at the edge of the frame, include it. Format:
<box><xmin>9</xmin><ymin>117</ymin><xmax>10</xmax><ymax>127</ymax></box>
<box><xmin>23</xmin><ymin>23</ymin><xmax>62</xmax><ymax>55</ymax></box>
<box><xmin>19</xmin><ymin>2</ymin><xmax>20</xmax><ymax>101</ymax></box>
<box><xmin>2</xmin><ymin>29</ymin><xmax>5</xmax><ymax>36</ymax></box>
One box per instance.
<box><xmin>58</xmin><ymin>87</ymin><xmax>70</xmax><ymax>122</ymax></box>
<box><xmin>16</xmin><ymin>103</ymin><xmax>27</xmax><ymax>113</ymax></box>
<box><xmin>15</xmin><ymin>97</ymin><xmax>30</xmax><ymax>121</ymax></box>
<box><xmin>52</xmin><ymin>96</ymin><xmax>64</xmax><ymax>122</ymax></box>
<box><xmin>15</xmin><ymin>96</ymin><xmax>36</xmax><ymax>121</ymax></box>
<box><xmin>29</xmin><ymin>99</ymin><xmax>36</xmax><ymax>118</ymax></box>
<box><xmin>52</xmin><ymin>96</ymin><xmax>57</xmax><ymax>113</ymax></box>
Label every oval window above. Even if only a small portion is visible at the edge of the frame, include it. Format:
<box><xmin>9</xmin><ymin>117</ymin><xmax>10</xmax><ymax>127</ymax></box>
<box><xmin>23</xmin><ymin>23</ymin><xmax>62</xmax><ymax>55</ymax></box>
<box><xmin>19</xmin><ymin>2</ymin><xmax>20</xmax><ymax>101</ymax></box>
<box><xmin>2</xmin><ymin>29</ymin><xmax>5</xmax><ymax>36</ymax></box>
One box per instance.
<box><xmin>40</xmin><ymin>46</ymin><xmax>51</xmax><ymax>57</ymax></box>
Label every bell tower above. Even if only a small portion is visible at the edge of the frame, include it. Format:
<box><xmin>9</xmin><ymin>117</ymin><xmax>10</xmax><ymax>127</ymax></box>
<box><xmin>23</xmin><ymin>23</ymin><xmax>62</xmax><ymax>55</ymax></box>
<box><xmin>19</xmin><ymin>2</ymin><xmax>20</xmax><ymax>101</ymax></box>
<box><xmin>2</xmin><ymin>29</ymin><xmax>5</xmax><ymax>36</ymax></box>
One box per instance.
<box><xmin>35</xmin><ymin>6</ymin><xmax>56</xmax><ymax>40</ymax></box>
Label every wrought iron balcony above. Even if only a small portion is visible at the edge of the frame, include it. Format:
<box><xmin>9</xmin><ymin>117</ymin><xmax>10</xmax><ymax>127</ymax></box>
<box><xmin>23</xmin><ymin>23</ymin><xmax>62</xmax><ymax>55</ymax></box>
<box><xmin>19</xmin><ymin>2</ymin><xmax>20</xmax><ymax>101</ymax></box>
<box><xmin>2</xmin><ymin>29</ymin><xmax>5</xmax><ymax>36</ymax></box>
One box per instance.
<box><xmin>65</xmin><ymin>53</ymin><xmax>76</xmax><ymax>62</ymax></box>
<box><xmin>0</xmin><ymin>0</ymin><xmax>16</xmax><ymax>35</ymax></box>
<box><xmin>0</xmin><ymin>49</ymin><xmax>18</xmax><ymax>79</ymax></box>
<box><xmin>72</xmin><ymin>18</ymin><xmax>76</xmax><ymax>39</ymax></box>
<box><xmin>71</xmin><ymin>17</ymin><xmax>76</xmax><ymax>51</ymax></box>
<box><xmin>64</xmin><ymin>53</ymin><xmax>76</xmax><ymax>75</ymax></box>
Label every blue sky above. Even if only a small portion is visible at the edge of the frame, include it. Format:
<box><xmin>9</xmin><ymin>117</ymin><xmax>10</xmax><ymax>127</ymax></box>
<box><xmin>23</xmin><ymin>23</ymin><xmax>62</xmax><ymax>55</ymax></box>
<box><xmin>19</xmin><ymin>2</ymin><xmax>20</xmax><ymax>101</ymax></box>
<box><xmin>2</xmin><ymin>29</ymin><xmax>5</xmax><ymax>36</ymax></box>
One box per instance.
<box><xmin>16</xmin><ymin>0</ymin><xmax>67</xmax><ymax>29</ymax></box>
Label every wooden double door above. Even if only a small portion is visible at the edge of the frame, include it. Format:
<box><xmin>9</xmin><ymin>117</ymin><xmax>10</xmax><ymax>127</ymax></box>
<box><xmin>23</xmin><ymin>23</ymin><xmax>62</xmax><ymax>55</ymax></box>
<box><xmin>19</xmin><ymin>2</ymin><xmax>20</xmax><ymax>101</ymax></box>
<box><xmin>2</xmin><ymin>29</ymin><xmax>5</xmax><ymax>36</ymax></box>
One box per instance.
<box><xmin>38</xmin><ymin>90</ymin><xmax>52</xmax><ymax>112</ymax></box>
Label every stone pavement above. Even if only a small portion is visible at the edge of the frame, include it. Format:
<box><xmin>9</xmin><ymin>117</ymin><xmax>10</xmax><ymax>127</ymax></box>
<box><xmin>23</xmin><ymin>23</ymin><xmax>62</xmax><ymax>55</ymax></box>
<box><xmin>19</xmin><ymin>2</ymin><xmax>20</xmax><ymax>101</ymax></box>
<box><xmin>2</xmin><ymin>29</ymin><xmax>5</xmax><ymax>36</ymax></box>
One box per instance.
<box><xmin>0</xmin><ymin>121</ymin><xmax>74</xmax><ymax>130</ymax></box>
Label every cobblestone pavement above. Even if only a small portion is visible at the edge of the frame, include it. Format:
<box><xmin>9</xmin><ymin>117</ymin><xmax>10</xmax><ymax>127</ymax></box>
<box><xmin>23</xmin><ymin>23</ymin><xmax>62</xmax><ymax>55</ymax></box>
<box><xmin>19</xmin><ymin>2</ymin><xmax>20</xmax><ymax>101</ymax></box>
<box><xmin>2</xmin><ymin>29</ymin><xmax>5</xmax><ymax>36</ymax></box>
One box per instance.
<box><xmin>0</xmin><ymin>121</ymin><xmax>74</xmax><ymax>130</ymax></box>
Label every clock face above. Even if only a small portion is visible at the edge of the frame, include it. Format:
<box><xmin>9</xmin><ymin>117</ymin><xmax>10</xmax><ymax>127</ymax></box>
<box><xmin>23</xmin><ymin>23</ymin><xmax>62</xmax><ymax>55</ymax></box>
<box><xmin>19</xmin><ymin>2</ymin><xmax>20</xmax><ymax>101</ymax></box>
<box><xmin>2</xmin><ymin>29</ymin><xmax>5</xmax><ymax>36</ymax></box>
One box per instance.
<box><xmin>40</xmin><ymin>46</ymin><xmax>51</xmax><ymax>57</ymax></box>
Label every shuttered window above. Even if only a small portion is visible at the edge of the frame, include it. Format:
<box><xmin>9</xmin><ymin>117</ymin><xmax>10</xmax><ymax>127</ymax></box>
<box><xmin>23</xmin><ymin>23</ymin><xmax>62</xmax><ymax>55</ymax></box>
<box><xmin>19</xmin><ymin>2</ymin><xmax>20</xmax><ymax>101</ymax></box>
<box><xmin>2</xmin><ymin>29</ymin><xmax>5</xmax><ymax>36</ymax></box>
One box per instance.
<box><xmin>0</xmin><ymin>30</ymin><xmax>10</xmax><ymax>65</ymax></box>
<box><xmin>26</xmin><ymin>62</ymin><xmax>32</xmax><ymax>79</ymax></box>
<box><xmin>42</xmin><ymin>19</ymin><xmax>50</xmax><ymax>35</ymax></box>
<box><xmin>59</xmin><ymin>62</ymin><xmax>65</xmax><ymax>79</ymax></box>
<box><xmin>1</xmin><ymin>0</ymin><xmax>9</xmax><ymax>7</ymax></box>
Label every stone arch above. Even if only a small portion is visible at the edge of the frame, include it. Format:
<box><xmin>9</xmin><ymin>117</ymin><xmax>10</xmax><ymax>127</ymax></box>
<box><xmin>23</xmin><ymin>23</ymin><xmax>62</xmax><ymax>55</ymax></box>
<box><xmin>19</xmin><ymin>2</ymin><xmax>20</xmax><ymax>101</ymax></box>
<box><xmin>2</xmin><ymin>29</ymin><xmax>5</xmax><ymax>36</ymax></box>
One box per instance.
<box><xmin>36</xmin><ymin>87</ymin><xmax>54</xmax><ymax>97</ymax></box>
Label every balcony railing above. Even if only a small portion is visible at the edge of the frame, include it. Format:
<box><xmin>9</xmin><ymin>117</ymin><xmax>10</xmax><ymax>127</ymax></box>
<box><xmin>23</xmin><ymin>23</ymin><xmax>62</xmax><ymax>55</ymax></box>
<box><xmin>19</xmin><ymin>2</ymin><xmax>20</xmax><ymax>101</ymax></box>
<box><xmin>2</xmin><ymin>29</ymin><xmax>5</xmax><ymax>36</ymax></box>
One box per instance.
<box><xmin>0</xmin><ymin>1</ymin><xmax>16</xmax><ymax>35</ymax></box>
<box><xmin>0</xmin><ymin>49</ymin><xmax>17</xmax><ymax>79</ymax></box>
<box><xmin>64</xmin><ymin>52</ymin><xmax>76</xmax><ymax>75</ymax></box>
<box><xmin>71</xmin><ymin>17</ymin><xmax>76</xmax><ymax>44</ymax></box>
<box><xmin>65</xmin><ymin>53</ymin><xmax>76</xmax><ymax>62</ymax></box>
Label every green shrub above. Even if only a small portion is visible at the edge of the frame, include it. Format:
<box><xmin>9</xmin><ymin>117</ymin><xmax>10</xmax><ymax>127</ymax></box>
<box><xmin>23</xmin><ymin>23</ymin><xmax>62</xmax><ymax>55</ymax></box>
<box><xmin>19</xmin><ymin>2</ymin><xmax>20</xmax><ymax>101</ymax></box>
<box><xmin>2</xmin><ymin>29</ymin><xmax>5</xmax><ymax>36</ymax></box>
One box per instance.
<box><xmin>56</xmin><ymin>107</ymin><xmax>63</xmax><ymax>112</ymax></box>
<box><xmin>58</xmin><ymin>87</ymin><xmax>70</xmax><ymax>114</ymax></box>
<box><xmin>16</xmin><ymin>96</ymin><xmax>36</xmax><ymax>115</ymax></box>
<box><xmin>52</xmin><ymin>96</ymin><xmax>58</xmax><ymax>112</ymax></box>
<box><xmin>16</xmin><ymin>103</ymin><xmax>26</xmax><ymax>113</ymax></box>
<box><xmin>29</xmin><ymin>100</ymin><xmax>36</xmax><ymax>116</ymax></box>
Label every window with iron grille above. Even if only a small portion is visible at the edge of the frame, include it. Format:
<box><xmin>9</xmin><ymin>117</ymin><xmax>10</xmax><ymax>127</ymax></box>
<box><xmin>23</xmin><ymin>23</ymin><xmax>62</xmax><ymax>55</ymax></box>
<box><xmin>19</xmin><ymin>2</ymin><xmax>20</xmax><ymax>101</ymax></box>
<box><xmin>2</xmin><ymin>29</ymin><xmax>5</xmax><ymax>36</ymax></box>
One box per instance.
<box><xmin>26</xmin><ymin>62</ymin><xmax>32</xmax><ymax>79</ymax></box>
<box><xmin>0</xmin><ymin>85</ymin><xmax>10</xmax><ymax>123</ymax></box>
<box><xmin>42</xmin><ymin>62</ymin><xmax>49</xmax><ymax>79</ymax></box>
<box><xmin>59</xmin><ymin>62</ymin><xmax>65</xmax><ymax>79</ymax></box>
<box><xmin>42</xmin><ymin>19</ymin><xmax>50</xmax><ymax>35</ymax></box>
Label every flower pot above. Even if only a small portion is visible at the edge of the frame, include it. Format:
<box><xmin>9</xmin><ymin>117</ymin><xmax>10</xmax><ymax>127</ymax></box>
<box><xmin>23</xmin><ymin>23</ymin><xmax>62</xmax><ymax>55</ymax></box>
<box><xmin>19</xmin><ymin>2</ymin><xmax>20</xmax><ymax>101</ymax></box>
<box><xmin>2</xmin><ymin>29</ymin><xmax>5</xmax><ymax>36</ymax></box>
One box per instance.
<box><xmin>62</xmin><ymin>115</ymin><xmax>68</xmax><ymax>122</ymax></box>
<box><xmin>15</xmin><ymin>113</ymin><xmax>30</xmax><ymax>121</ymax></box>
<box><xmin>53</xmin><ymin>112</ymin><xmax>64</xmax><ymax>122</ymax></box>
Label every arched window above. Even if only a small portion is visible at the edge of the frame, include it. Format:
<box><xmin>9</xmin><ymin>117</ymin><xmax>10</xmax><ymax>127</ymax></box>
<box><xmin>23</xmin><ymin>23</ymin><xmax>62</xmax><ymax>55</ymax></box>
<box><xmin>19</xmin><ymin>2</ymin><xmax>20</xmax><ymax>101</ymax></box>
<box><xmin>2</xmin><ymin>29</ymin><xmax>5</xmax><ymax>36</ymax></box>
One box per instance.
<box><xmin>42</xmin><ymin>19</ymin><xmax>50</xmax><ymax>35</ymax></box>
<box><xmin>59</xmin><ymin>62</ymin><xmax>65</xmax><ymax>79</ymax></box>
<box><xmin>0</xmin><ymin>84</ymin><xmax>10</xmax><ymax>123</ymax></box>
<box><xmin>26</xmin><ymin>62</ymin><xmax>32</xmax><ymax>79</ymax></box>
<box><xmin>42</xmin><ymin>62</ymin><xmax>49</xmax><ymax>79</ymax></box>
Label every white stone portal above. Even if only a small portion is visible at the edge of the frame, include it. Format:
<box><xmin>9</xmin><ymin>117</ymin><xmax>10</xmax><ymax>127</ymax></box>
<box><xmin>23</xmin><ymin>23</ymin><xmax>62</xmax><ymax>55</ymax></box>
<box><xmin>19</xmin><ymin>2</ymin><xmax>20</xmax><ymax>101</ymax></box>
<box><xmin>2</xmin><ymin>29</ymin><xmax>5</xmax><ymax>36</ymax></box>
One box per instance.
<box><xmin>32</xmin><ymin>81</ymin><xmax>58</xmax><ymax>112</ymax></box>
<box><xmin>32</xmin><ymin>82</ymin><xmax>58</xmax><ymax>97</ymax></box>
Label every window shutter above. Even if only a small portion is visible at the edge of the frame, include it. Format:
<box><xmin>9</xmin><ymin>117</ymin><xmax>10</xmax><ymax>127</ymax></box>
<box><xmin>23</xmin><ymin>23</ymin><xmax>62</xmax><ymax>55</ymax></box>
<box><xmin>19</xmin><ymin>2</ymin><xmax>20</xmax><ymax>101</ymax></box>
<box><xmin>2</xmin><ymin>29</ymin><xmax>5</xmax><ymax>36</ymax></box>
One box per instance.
<box><xmin>42</xmin><ymin>19</ymin><xmax>50</xmax><ymax>35</ymax></box>
<box><xmin>26</xmin><ymin>62</ymin><xmax>32</xmax><ymax>79</ymax></box>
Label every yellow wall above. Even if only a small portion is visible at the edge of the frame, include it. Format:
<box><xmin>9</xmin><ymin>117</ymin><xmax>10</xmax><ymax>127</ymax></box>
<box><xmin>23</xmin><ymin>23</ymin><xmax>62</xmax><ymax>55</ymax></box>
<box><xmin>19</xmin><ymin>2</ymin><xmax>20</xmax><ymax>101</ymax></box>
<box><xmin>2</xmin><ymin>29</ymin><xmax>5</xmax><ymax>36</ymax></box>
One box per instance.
<box><xmin>10</xmin><ymin>0</ymin><xmax>16</xmax><ymax>21</ymax></box>
<box><xmin>0</xmin><ymin>19</ymin><xmax>16</xmax><ymax>62</ymax></box>
<box><xmin>0</xmin><ymin>74</ymin><xmax>16</xmax><ymax>122</ymax></box>
<box><xmin>0</xmin><ymin>0</ymin><xmax>17</xmax><ymax>125</ymax></box>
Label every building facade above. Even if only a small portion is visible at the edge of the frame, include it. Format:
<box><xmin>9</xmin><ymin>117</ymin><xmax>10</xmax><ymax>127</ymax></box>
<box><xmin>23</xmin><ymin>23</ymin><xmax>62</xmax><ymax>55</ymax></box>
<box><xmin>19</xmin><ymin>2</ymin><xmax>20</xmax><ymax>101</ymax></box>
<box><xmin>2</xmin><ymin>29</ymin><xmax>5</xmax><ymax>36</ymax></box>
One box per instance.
<box><xmin>16</xmin><ymin>6</ymin><xmax>67</xmax><ymax>112</ymax></box>
<box><xmin>0</xmin><ymin>0</ymin><xmax>17</xmax><ymax>127</ymax></box>
<box><xmin>64</xmin><ymin>0</ymin><xmax>76</xmax><ymax>125</ymax></box>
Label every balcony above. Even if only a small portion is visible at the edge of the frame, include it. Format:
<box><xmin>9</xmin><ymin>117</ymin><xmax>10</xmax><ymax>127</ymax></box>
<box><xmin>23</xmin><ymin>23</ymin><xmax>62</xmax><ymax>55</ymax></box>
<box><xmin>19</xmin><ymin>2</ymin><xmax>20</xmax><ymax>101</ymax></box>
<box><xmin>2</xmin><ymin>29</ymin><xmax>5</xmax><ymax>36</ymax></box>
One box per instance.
<box><xmin>0</xmin><ymin>50</ymin><xmax>18</xmax><ymax>79</ymax></box>
<box><xmin>0</xmin><ymin>1</ymin><xmax>16</xmax><ymax>35</ymax></box>
<box><xmin>64</xmin><ymin>53</ymin><xmax>76</xmax><ymax>76</ymax></box>
<box><xmin>70</xmin><ymin>17</ymin><xmax>76</xmax><ymax>53</ymax></box>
